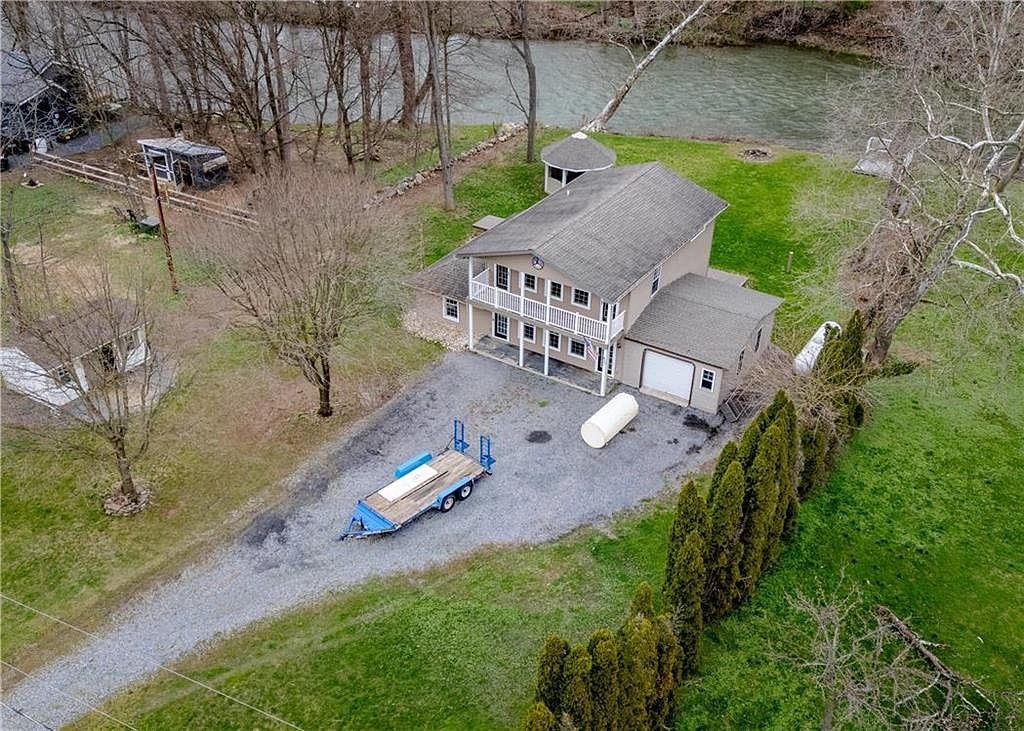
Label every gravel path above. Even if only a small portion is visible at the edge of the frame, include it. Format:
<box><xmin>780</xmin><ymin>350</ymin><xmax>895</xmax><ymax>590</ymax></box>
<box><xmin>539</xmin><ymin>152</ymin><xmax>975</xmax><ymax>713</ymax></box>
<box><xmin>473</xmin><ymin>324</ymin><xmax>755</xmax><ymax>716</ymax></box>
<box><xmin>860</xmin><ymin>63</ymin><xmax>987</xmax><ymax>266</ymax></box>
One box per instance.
<box><xmin>2</xmin><ymin>352</ymin><xmax>727</xmax><ymax>729</ymax></box>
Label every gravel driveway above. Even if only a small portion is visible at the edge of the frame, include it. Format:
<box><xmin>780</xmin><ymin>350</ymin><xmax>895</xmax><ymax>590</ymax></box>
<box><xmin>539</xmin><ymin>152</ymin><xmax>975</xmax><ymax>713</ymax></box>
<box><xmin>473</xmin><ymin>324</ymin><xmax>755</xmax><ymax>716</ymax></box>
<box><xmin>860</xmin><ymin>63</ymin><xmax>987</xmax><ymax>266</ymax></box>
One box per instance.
<box><xmin>3</xmin><ymin>352</ymin><xmax>727</xmax><ymax>729</ymax></box>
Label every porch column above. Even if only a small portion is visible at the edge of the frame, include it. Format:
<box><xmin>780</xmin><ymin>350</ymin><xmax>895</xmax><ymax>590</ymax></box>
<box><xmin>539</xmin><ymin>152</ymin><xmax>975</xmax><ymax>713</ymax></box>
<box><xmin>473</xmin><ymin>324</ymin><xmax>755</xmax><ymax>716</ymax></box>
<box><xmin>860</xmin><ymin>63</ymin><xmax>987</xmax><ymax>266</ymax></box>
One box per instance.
<box><xmin>543</xmin><ymin>327</ymin><xmax>550</xmax><ymax>376</ymax></box>
<box><xmin>467</xmin><ymin>256</ymin><xmax>475</xmax><ymax>350</ymax></box>
<box><xmin>600</xmin><ymin>358</ymin><xmax>608</xmax><ymax>397</ymax></box>
<box><xmin>518</xmin><ymin>320</ymin><xmax>525</xmax><ymax>367</ymax></box>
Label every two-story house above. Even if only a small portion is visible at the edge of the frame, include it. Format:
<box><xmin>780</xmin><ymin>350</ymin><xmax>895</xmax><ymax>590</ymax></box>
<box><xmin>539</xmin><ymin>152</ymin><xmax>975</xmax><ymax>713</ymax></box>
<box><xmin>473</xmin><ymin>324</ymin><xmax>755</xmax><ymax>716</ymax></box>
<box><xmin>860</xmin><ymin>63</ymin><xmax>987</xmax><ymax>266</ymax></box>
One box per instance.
<box><xmin>405</xmin><ymin>143</ymin><xmax>782</xmax><ymax>415</ymax></box>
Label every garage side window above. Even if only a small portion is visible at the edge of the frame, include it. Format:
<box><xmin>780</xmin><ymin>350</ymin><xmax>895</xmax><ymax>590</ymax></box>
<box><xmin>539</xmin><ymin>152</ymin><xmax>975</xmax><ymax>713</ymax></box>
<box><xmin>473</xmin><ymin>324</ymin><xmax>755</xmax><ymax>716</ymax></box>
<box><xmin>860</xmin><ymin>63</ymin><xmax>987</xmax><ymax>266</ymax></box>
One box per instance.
<box><xmin>700</xmin><ymin>368</ymin><xmax>716</xmax><ymax>391</ymax></box>
<box><xmin>443</xmin><ymin>297</ymin><xmax>460</xmax><ymax>322</ymax></box>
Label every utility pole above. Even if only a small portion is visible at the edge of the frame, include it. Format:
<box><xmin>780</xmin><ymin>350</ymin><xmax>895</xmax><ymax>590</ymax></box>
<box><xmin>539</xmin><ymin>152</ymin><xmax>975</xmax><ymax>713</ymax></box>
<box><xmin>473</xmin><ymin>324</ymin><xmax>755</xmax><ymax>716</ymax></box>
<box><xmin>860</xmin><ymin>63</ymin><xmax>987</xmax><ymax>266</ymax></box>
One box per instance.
<box><xmin>148</xmin><ymin>162</ymin><xmax>180</xmax><ymax>295</ymax></box>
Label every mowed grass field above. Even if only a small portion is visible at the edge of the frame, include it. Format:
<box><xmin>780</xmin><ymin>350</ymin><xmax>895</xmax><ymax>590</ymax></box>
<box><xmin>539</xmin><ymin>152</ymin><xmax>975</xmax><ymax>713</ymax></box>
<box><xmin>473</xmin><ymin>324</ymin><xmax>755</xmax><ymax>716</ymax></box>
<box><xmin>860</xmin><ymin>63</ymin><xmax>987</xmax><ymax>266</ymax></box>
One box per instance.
<box><xmin>0</xmin><ymin>175</ymin><xmax>440</xmax><ymax>671</ymax></box>
<box><xmin>20</xmin><ymin>133</ymin><xmax>1024</xmax><ymax>729</ymax></box>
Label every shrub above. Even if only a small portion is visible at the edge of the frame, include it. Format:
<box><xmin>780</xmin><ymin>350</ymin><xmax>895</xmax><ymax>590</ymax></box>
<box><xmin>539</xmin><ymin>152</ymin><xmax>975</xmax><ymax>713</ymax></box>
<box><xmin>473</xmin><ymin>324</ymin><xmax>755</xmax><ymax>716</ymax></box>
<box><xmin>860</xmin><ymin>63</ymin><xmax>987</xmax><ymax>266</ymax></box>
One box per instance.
<box><xmin>666</xmin><ymin>530</ymin><xmax>705</xmax><ymax>677</ymax></box>
<box><xmin>536</xmin><ymin>635</ymin><xmax>570</xmax><ymax>717</ymax></box>
<box><xmin>524</xmin><ymin>702</ymin><xmax>557</xmax><ymax>731</ymax></box>
<box><xmin>617</xmin><ymin>615</ymin><xmax>657</xmax><ymax>731</ymax></box>
<box><xmin>627</xmin><ymin>582</ymin><xmax>655</xmax><ymax>622</ymax></box>
<box><xmin>663</xmin><ymin>481</ymin><xmax>708</xmax><ymax>595</ymax></box>
<box><xmin>703</xmin><ymin>460</ymin><xmax>746</xmax><ymax>623</ymax></box>
<box><xmin>739</xmin><ymin>420</ymin><xmax>786</xmax><ymax>596</ymax></box>
<box><xmin>797</xmin><ymin>425</ymin><xmax>829</xmax><ymax>497</ymax></box>
<box><xmin>649</xmin><ymin>614</ymin><xmax>682</xmax><ymax>729</ymax></box>
<box><xmin>560</xmin><ymin>644</ymin><xmax>593</xmax><ymax>731</ymax></box>
<box><xmin>587</xmin><ymin>629</ymin><xmax>620</xmax><ymax>731</ymax></box>
<box><xmin>708</xmin><ymin>440</ymin><xmax>738</xmax><ymax>498</ymax></box>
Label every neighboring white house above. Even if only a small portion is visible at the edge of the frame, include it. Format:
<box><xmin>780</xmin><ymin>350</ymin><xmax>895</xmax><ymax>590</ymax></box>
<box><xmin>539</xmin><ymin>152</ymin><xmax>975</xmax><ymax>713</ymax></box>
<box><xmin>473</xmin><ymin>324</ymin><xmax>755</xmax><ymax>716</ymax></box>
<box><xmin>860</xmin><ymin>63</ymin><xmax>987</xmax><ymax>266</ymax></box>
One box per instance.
<box><xmin>0</xmin><ymin>302</ymin><xmax>149</xmax><ymax>408</ymax></box>
<box><xmin>405</xmin><ymin>134</ymin><xmax>783</xmax><ymax>416</ymax></box>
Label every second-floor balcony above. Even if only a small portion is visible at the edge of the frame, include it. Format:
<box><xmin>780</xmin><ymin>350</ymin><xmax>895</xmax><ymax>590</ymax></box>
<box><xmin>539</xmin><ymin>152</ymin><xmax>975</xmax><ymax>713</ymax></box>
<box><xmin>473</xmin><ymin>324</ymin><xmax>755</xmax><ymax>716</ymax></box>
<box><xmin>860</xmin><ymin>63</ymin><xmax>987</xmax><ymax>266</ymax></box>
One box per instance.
<box><xmin>469</xmin><ymin>270</ymin><xmax>625</xmax><ymax>344</ymax></box>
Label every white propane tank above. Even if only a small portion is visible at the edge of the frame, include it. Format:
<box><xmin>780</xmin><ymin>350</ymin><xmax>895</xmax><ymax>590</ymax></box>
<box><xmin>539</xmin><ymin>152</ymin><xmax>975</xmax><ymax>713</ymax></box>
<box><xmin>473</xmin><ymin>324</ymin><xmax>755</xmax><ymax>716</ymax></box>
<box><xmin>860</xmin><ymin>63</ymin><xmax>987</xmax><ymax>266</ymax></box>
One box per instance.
<box><xmin>580</xmin><ymin>393</ymin><xmax>640</xmax><ymax>449</ymax></box>
<box><xmin>793</xmin><ymin>321</ymin><xmax>842</xmax><ymax>374</ymax></box>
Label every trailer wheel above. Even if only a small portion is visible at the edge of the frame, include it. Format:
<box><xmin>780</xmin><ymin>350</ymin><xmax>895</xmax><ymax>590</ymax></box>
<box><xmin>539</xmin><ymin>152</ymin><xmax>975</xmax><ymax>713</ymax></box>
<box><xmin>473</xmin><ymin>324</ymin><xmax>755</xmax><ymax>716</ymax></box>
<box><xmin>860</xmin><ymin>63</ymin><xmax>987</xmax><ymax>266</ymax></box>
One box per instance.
<box><xmin>457</xmin><ymin>482</ymin><xmax>473</xmax><ymax>501</ymax></box>
<box><xmin>440</xmin><ymin>494</ymin><xmax>456</xmax><ymax>512</ymax></box>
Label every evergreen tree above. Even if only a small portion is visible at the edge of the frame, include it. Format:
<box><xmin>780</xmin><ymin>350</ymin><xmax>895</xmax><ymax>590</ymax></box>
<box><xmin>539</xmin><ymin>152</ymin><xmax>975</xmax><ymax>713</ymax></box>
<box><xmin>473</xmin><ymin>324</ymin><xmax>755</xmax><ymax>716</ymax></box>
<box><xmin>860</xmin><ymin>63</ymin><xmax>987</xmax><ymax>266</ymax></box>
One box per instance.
<box><xmin>797</xmin><ymin>426</ymin><xmax>828</xmax><ymax>498</ymax></box>
<box><xmin>739</xmin><ymin>419</ymin><xmax>785</xmax><ymax>597</ymax></box>
<box><xmin>617</xmin><ymin>615</ymin><xmax>657</xmax><ymax>731</ymax></box>
<box><xmin>663</xmin><ymin>481</ymin><xmax>709</xmax><ymax>595</ymax></box>
<box><xmin>703</xmin><ymin>460</ymin><xmax>746</xmax><ymax>623</ymax></box>
<box><xmin>560</xmin><ymin>644</ymin><xmax>593</xmax><ymax>731</ymax></box>
<box><xmin>764</xmin><ymin>397</ymin><xmax>799</xmax><ymax>572</ymax></box>
<box><xmin>524</xmin><ymin>702</ymin><xmax>557</xmax><ymax>731</ymax></box>
<box><xmin>587</xmin><ymin>629</ymin><xmax>620</xmax><ymax>731</ymax></box>
<box><xmin>736</xmin><ymin>415</ymin><xmax>765</xmax><ymax>469</ymax></box>
<box><xmin>536</xmin><ymin>635</ymin><xmax>570</xmax><ymax>717</ymax></box>
<box><xmin>649</xmin><ymin>614</ymin><xmax>682</xmax><ymax>729</ymax></box>
<box><xmin>627</xmin><ymin>582</ymin><xmax>655</xmax><ymax>622</ymax></box>
<box><xmin>708</xmin><ymin>440</ymin><xmax>738</xmax><ymax>499</ymax></box>
<box><xmin>666</xmin><ymin>530</ymin><xmax>706</xmax><ymax>677</ymax></box>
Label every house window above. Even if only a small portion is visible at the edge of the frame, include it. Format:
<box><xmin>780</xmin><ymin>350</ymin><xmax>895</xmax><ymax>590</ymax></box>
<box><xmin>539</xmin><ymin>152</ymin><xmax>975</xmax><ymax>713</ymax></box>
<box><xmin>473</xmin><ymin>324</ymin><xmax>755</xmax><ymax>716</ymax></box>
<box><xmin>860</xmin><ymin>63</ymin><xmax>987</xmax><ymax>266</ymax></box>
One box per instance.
<box><xmin>493</xmin><ymin>313</ymin><xmax>509</xmax><ymax>340</ymax></box>
<box><xmin>572</xmin><ymin>288</ymin><xmax>590</xmax><ymax>308</ymax></box>
<box><xmin>53</xmin><ymin>365</ymin><xmax>74</xmax><ymax>385</ymax></box>
<box><xmin>495</xmin><ymin>264</ymin><xmax>510</xmax><ymax>291</ymax></box>
<box><xmin>700</xmin><ymin>368</ymin><xmax>716</xmax><ymax>391</ymax></box>
<box><xmin>522</xmin><ymin>273</ymin><xmax>537</xmax><ymax>292</ymax></box>
<box><xmin>651</xmin><ymin>265</ymin><xmax>662</xmax><ymax>295</ymax></box>
<box><xmin>600</xmin><ymin>302</ymin><xmax>618</xmax><ymax>322</ymax></box>
<box><xmin>754</xmin><ymin>327</ymin><xmax>763</xmax><ymax>351</ymax></box>
<box><xmin>569</xmin><ymin>339</ymin><xmax>587</xmax><ymax>359</ymax></box>
<box><xmin>443</xmin><ymin>297</ymin><xmax>460</xmax><ymax>322</ymax></box>
<box><xmin>522</xmin><ymin>323</ymin><xmax>535</xmax><ymax>342</ymax></box>
<box><xmin>548</xmin><ymin>281</ymin><xmax>563</xmax><ymax>301</ymax></box>
<box><xmin>548</xmin><ymin>331</ymin><xmax>561</xmax><ymax>350</ymax></box>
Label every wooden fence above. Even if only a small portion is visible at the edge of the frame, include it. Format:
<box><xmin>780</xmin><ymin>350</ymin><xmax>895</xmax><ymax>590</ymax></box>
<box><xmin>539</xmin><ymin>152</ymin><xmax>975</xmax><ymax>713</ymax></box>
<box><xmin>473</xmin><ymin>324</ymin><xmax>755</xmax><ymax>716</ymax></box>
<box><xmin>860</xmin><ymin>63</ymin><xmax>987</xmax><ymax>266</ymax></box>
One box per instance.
<box><xmin>32</xmin><ymin>152</ymin><xmax>256</xmax><ymax>229</ymax></box>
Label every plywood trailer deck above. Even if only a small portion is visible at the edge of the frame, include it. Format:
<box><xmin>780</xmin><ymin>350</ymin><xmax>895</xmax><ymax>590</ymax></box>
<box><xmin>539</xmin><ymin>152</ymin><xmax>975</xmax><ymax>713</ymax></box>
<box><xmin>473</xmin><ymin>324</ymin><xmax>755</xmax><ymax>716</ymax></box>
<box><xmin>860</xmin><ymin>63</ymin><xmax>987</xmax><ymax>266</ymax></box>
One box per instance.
<box><xmin>340</xmin><ymin>420</ymin><xmax>495</xmax><ymax>540</ymax></box>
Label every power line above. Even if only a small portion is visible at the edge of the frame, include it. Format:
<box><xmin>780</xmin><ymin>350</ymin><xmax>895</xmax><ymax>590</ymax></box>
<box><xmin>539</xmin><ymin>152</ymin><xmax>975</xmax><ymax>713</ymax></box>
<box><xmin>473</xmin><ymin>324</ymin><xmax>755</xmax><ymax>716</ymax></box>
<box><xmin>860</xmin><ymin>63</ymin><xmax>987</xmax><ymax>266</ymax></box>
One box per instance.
<box><xmin>0</xmin><ymin>700</ymin><xmax>53</xmax><ymax>730</ymax></box>
<box><xmin>0</xmin><ymin>593</ymin><xmax>305</xmax><ymax>730</ymax></box>
<box><xmin>1</xmin><ymin>660</ymin><xmax>137</xmax><ymax>730</ymax></box>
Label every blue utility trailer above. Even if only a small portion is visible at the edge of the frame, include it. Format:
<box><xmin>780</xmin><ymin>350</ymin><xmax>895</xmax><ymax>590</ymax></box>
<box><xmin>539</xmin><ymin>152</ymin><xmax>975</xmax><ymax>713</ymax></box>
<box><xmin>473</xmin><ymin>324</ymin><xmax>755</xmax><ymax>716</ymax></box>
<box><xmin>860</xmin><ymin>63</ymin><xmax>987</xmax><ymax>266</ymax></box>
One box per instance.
<box><xmin>340</xmin><ymin>420</ymin><xmax>494</xmax><ymax>540</ymax></box>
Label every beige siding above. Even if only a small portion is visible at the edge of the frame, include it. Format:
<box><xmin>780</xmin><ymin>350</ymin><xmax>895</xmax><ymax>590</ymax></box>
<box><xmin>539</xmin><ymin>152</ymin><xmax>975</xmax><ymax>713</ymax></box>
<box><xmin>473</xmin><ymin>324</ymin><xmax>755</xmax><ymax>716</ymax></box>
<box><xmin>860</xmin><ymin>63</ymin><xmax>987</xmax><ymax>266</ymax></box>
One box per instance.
<box><xmin>619</xmin><ymin>222</ymin><xmax>715</xmax><ymax>332</ymax></box>
<box><xmin>407</xmin><ymin>290</ymin><xmax>467</xmax><ymax>345</ymax></box>
<box><xmin>618</xmin><ymin>338</ymin><xmax>723</xmax><ymax>414</ymax></box>
<box><xmin>720</xmin><ymin>311</ymin><xmax>776</xmax><ymax>396</ymax></box>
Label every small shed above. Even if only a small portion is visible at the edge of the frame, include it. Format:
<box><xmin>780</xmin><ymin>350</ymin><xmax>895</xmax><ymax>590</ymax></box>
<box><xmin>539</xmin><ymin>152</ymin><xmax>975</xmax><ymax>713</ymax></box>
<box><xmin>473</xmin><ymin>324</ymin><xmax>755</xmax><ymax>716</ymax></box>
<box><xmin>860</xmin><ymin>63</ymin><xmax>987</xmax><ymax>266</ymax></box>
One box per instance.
<box><xmin>137</xmin><ymin>137</ymin><xmax>229</xmax><ymax>190</ymax></box>
<box><xmin>540</xmin><ymin>131</ymin><xmax>616</xmax><ymax>194</ymax></box>
<box><xmin>1</xmin><ymin>51</ymin><xmax>82</xmax><ymax>148</ymax></box>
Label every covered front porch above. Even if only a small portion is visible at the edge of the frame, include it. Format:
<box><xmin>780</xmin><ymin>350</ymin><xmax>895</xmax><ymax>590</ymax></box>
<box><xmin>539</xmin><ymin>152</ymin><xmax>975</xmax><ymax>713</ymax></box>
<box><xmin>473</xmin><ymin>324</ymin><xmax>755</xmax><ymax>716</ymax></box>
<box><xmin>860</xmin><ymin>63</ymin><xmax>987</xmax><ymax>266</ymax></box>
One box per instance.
<box><xmin>472</xmin><ymin>335</ymin><xmax>614</xmax><ymax>396</ymax></box>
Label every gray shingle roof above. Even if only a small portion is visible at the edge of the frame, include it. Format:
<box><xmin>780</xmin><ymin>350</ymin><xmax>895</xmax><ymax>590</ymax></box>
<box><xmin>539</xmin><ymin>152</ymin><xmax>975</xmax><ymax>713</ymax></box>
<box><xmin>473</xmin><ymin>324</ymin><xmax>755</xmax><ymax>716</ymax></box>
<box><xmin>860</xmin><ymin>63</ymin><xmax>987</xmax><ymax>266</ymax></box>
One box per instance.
<box><xmin>1</xmin><ymin>52</ymin><xmax>59</xmax><ymax>106</ymax></box>
<box><xmin>541</xmin><ymin>132</ymin><xmax>616</xmax><ymax>171</ymax></box>
<box><xmin>457</xmin><ymin>162</ymin><xmax>728</xmax><ymax>301</ymax></box>
<box><xmin>137</xmin><ymin>138</ymin><xmax>225</xmax><ymax>157</ymax></box>
<box><xmin>626</xmin><ymin>273</ymin><xmax>783</xmax><ymax>369</ymax></box>
<box><xmin>405</xmin><ymin>251</ymin><xmax>468</xmax><ymax>300</ymax></box>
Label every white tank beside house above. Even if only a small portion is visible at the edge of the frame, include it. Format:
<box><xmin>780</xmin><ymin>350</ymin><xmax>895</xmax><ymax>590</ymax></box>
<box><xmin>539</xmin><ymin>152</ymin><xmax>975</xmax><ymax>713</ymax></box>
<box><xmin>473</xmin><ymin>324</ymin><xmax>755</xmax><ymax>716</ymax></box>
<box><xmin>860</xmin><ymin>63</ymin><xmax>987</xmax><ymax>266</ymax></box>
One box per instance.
<box><xmin>793</xmin><ymin>321</ymin><xmax>842</xmax><ymax>374</ymax></box>
<box><xmin>541</xmin><ymin>131</ymin><xmax>617</xmax><ymax>194</ymax></box>
<box><xmin>580</xmin><ymin>392</ymin><xmax>639</xmax><ymax>449</ymax></box>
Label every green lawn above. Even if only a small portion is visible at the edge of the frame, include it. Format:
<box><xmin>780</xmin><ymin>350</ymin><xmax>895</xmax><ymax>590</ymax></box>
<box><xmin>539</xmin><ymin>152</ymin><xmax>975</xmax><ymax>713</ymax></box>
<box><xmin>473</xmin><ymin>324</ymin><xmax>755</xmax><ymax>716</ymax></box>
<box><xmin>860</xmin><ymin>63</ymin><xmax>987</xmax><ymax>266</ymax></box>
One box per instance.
<box><xmin>0</xmin><ymin>176</ymin><xmax>441</xmax><ymax>670</ymax></box>
<box><xmin>27</xmin><ymin>133</ymin><xmax>1024</xmax><ymax>729</ymax></box>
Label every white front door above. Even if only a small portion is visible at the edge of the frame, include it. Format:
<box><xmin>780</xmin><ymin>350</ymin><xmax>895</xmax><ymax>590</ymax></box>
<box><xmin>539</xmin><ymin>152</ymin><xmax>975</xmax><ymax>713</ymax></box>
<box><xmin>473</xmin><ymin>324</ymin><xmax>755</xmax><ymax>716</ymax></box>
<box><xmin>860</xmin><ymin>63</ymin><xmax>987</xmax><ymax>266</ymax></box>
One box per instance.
<box><xmin>641</xmin><ymin>350</ymin><xmax>694</xmax><ymax>402</ymax></box>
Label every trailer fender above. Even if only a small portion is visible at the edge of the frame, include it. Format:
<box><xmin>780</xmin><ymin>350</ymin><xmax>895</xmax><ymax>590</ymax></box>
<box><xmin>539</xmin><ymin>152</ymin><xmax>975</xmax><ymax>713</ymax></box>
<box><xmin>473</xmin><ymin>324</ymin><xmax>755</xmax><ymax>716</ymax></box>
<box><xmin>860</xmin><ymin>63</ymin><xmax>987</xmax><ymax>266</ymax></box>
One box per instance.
<box><xmin>435</xmin><ymin>477</ymin><xmax>473</xmax><ymax>510</ymax></box>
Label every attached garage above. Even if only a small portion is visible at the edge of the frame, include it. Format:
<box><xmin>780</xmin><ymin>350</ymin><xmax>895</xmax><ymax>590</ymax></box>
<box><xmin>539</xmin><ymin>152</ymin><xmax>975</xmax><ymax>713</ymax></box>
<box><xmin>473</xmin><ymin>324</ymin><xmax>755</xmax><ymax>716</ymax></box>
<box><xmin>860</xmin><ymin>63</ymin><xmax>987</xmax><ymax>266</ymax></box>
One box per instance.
<box><xmin>640</xmin><ymin>350</ymin><xmax>695</xmax><ymax>402</ymax></box>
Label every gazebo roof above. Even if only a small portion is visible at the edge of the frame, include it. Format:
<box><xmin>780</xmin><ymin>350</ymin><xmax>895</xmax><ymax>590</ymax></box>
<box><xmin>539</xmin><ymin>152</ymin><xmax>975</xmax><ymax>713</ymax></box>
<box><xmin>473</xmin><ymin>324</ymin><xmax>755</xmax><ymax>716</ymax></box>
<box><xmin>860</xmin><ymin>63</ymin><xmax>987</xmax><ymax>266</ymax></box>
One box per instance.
<box><xmin>540</xmin><ymin>131</ymin><xmax>616</xmax><ymax>172</ymax></box>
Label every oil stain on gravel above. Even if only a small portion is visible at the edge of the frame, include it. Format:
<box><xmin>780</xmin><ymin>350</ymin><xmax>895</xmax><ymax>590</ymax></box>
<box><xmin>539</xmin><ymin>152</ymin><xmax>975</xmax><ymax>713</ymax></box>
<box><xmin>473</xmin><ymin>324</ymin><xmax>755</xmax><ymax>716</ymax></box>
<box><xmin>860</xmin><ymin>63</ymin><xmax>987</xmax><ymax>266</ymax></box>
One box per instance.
<box><xmin>526</xmin><ymin>430</ymin><xmax>552</xmax><ymax>443</ymax></box>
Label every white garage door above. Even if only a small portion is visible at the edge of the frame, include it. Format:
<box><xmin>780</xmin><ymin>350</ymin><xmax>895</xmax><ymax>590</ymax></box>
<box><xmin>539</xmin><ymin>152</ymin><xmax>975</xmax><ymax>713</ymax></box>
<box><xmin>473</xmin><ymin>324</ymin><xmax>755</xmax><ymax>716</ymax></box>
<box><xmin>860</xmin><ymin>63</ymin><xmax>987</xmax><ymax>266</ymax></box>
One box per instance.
<box><xmin>641</xmin><ymin>350</ymin><xmax>695</xmax><ymax>401</ymax></box>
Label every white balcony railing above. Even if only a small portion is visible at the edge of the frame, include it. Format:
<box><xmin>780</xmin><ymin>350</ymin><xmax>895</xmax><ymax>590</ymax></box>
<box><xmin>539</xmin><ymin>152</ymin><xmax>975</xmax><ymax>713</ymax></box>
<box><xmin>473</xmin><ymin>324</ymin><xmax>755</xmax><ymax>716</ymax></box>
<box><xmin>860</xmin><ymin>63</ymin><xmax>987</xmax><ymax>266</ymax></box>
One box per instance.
<box><xmin>469</xmin><ymin>271</ymin><xmax>624</xmax><ymax>344</ymax></box>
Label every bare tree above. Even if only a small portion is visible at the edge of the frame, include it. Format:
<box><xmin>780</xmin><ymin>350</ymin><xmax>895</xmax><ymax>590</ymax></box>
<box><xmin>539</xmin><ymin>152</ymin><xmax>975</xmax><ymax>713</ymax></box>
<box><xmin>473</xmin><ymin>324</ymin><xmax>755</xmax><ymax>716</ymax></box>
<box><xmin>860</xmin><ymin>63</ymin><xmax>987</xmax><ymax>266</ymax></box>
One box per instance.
<box><xmin>582</xmin><ymin>1</ymin><xmax>709</xmax><ymax>132</ymax></box>
<box><xmin>782</xmin><ymin>580</ymin><xmax>1002</xmax><ymax>730</ymax></box>
<box><xmin>421</xmin><ymin>1</ymin><xmax>455</xmax><ymax>210</ymax></box>
<box><xmin>840</xmin><ymin>1</ymin><xmax>1024</xmax><ymax>366</ymax></box>
<box><xmin>1</xmin><ymin>186</ymin><xmax>25</xmax><ymax>324</ymax></box>
<box><xmin>393</xmin><ymin>1</ymin><xmax>419</xmax><ymax>129</ymax></box>
<box><xmin>186</xmin><ymin>172</ymin><xmax>398</xmax><ymax>417</ymax></box>
<box><xmin>9</xmin><ymin>266</ymin><xmax>166</xmax><ymax>514</ymax></box>
<box><xmin>490</xmin><ymin>0</ymin><xmax>538</xmax><ymax>162</ymax></box>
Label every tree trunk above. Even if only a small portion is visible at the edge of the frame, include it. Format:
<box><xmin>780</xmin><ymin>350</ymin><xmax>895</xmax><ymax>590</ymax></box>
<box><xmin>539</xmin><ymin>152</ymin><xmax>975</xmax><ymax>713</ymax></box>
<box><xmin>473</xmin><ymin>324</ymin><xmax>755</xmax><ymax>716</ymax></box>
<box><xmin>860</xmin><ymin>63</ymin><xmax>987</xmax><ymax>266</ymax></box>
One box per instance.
<box><xmin>357</xmin><ymin>40</ymin><xmax>373</xmax><ymax>174</ymax></box>
<box><xmin>317</xmin><ymin>356</ymin><xmax>333</xmax><ymax>418</ymax></box>
<box><xmin>422</xmin><ymin>4</ymin><xmax>455</xmax><ymax>210</ymax></box>
<box><xmin>141</xmin><ymin>13</ymin><xmax>172</xmax><ymax>128</ymax></box>
<box><xmin>394</xmin><ymin>3</ymin><xmax>418</xmax><ymax>128</ymax></box>
<box><xmin>269</xmin><ymin>24</ymin><xmax>293</xmax><ymax>166</ymax></box>
<box><xmin>583</xmin><ymin>1</ymin><xmax>708</xmax><ymax>132</ymax></box>
<box><xmin>113</xmin><ymin>436</ymin><xmax>140</xmax><ymax>503</ymax></box>
<box><xmin>520</xmin><ymin>1</ymin><xmax>538</xmax><ymax>163</ymax></box>
<box><xmin>1</xmin><ymin>212</ymin><xmax>22</xmax><ymax>324</ymax></box>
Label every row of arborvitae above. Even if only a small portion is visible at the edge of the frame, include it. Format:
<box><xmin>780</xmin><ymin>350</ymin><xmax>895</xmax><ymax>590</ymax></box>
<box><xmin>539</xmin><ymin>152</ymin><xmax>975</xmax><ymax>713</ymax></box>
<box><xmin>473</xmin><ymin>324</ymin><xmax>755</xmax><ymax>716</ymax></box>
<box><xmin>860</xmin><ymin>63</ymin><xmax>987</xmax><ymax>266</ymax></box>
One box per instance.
<box><xmin>524</xmin><ymin>312</ymin><xmax>869</xmax><ymax>730</ymax></box>
<box><xmin>797</xmin><ymin>311</ymin><xmax>868</xmax><ymax>498</ymax></box>
<box><xmin>525</xmin><ymin>583</ymin><xmax>682</xmax><ymax>731</ymax></box>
